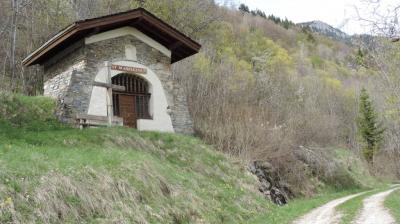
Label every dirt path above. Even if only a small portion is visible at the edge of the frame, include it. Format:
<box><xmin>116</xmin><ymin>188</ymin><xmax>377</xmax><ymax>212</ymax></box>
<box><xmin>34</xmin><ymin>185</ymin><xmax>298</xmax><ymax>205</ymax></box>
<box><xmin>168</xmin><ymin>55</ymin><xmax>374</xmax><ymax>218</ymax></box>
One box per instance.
<box><xmin>353</xmin><ymin>187</ymin><xmax>399</xmax><ymax>224</ymax></box>
<box><xmin>293</xmin><ymin>192</ymin><xmax>367</xmax><ymax>224</ymax></box>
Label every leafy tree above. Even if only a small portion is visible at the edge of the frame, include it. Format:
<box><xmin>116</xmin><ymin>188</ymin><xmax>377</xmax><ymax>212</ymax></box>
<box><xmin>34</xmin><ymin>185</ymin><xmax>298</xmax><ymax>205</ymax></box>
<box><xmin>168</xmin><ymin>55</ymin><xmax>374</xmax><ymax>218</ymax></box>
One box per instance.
<box><xmin>357</xmin><ymin>88</ymin><xmax>385</xmax><ymax>163</ymax></box>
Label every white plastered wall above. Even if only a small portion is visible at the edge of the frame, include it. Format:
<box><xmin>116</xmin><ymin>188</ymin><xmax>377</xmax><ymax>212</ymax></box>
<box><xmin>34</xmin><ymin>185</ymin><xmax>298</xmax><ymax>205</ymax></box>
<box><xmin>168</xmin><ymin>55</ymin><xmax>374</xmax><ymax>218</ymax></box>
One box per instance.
<box><xmin>86</xmin><ymin>27</ymin><xmax>174</xmax><ymax>132</ymax></box>
<box><xmin>87</xmin><ymin>60</ymin><xmax>174</xmax><ymax>133</ymax></box>
<box><xmin>85</xmin><ymin>26</ymin><xmax>171</xmax><ymax>58</ymax></box>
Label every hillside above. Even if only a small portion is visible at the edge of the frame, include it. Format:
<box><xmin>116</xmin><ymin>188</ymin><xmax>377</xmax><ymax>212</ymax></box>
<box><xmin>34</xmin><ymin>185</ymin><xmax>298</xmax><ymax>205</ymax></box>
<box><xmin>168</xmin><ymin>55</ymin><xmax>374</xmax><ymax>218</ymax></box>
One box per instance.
<box><xmin>0</xmin><ymin>94</ymin><xmax>386</xmax><ymax>223</ymax></box>
<box><xmin>0</xmin><ymin>94</ymin><xmax>271</xmax><ymax>223</ymax></box>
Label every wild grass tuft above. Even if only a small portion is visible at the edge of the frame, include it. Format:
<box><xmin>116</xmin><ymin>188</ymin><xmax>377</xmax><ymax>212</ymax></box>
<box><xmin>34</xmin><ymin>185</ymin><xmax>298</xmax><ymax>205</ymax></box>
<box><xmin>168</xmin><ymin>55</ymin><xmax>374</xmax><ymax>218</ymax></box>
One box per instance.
<box><xmin>384</xmin><ymin>188</ymin><xmax>400</xmax><ymax>222</ymax></box>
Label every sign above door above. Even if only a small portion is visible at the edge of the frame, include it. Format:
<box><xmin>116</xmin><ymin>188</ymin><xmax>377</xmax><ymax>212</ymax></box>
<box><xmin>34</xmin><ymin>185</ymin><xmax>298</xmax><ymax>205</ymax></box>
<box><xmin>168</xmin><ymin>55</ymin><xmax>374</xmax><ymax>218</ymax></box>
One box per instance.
<box><xmin>111</xmin><ymin>64</ymin><xmax>147</xmax><ymax>74</ymax></box>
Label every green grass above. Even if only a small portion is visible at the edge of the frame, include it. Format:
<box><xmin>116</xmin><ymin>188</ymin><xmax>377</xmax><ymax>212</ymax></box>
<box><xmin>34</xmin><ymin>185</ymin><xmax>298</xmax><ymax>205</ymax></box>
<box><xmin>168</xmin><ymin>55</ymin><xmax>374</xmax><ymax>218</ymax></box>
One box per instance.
<box><xmin>0</xmin><ymin>127</ymin><xmax>276</xmax><ymax>223</ymax></box>
<box><xmin>249</xmin><ymin>188</ymin><xmax>364</xmax><ymax>224</ymax></box>
<box><xmin>336</xmin><ymin>189</ymin><xmax>376</xmax><ymax>224</ymax></box>
<box><xmin>385</xmin><ymin>188</ymin><xmax>400</xmax><ymax>222</ymax></box>
<box><xmin>334</xmin><ymin>149</ymin><xmax>383</xmax><ymax>188</ymax></box>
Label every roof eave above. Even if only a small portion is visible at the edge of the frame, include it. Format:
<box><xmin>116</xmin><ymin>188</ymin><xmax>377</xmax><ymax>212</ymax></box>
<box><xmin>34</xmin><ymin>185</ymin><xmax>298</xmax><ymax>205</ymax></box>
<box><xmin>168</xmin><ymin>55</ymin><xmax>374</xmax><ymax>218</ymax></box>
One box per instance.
<box><xmin>22</xmin><ymin>23</ymin><xmax>77</xmax><ymax>66</ymax></box>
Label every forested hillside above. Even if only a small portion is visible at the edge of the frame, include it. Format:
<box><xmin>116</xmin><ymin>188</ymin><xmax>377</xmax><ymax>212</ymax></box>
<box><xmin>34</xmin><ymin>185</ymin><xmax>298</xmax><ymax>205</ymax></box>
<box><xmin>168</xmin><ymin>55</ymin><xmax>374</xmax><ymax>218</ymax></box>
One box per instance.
<box><xmin>1</xmin><ymin>0</ymin><xmax>399</xmax><ymax>202</ymax></box>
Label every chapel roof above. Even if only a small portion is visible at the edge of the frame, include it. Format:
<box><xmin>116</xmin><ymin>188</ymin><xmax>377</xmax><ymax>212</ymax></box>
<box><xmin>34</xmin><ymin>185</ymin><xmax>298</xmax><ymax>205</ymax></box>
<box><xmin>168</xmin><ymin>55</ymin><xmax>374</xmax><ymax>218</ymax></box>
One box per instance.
<box><xmin>22</xmin><ymin>8</ymin><xmax>201</xmax><ymax>66</ymax></box>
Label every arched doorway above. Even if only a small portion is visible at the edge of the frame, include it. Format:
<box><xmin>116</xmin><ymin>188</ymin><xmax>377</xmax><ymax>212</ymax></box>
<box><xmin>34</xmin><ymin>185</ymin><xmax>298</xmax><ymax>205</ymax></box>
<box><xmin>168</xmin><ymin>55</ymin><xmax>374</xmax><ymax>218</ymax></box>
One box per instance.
<box><xmin>112</xmin><ymin>73</ymin><xmax>151</xmax><ymax>128</ymax></box>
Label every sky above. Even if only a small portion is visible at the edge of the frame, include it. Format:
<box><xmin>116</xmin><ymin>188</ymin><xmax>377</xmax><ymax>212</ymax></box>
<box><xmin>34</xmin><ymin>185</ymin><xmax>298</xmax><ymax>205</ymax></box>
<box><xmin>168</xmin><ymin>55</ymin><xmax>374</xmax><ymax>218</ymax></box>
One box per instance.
<box><xmin>221</xmin><ymin>0</ymin><xmax>398</xmax><ymax>35</ymax></box>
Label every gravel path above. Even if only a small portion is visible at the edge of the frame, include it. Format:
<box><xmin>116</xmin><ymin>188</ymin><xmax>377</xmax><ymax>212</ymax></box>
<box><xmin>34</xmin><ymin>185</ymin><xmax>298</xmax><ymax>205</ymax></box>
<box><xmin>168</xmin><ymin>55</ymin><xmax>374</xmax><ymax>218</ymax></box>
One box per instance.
<box><xmin>353</xmin><ymin>187</ymin><xmax>399</xmax><ymax>224</ymax></box>
<box><xmin>293</xmin><ymin>192</ymin><xmax>366</xmax><ymax>224</ymax></box>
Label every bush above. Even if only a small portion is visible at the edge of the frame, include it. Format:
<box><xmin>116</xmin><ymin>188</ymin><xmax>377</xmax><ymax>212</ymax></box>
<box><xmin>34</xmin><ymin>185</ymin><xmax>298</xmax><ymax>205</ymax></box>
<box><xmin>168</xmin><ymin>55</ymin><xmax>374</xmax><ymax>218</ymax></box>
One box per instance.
<box><xmin>0</xmin><ymin>92</ymin><xmax>65</xmax><ymax>131</ymax></box>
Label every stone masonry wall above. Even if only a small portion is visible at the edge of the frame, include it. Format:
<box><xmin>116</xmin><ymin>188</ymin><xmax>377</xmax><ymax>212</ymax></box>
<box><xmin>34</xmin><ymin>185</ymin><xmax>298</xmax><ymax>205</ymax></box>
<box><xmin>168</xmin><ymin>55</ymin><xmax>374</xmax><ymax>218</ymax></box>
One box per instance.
<box><xmin>43</xmin><ymin>47</ymin><xmax>86</xmax><ymax>122</ymax></box>
<box><xmin>171</xmin><ymin>84</ymin><xmax>194</xmax><ymax>134</ymax></box>
<box><xmin>43</xmin><ymin>71</ymin><xmax>72</xmax><ymax>100</ymax></box>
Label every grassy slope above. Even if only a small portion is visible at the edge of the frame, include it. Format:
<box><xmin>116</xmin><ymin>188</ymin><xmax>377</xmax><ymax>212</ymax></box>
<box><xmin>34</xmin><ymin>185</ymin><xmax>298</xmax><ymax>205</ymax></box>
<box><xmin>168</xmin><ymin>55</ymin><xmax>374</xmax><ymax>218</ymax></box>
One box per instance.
<box><xmin>385</xmin><ymin>189</ymin><xmax>400</xmax><ymax>222</ymax></box>
<box><xmin>0</xmin><ymin>94</ymin><xmax>275</xmax><ymax>223</ymax></box>
<box><xmin>0</xmin><ymin>128</ymin><xmax>274</xmax><ymax>223</ymax></box>
<box><xmin>0</xmin><ymin>94</ymin><xmax>383</xmax><ymax>223</ymax></box>
<box><xmin>333</xmin><ymin>149</ymin><xmax>382</xmax><ymax>189</ymax></box>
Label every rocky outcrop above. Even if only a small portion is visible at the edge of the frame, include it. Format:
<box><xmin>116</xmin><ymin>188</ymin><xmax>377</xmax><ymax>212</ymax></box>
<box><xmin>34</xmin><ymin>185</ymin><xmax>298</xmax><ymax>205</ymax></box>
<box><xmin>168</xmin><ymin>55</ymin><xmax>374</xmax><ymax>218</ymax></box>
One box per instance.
<box><xmin>249</xmin><ymin>161</ymin><xmax>292</xmax><ymax>206</ymax></box>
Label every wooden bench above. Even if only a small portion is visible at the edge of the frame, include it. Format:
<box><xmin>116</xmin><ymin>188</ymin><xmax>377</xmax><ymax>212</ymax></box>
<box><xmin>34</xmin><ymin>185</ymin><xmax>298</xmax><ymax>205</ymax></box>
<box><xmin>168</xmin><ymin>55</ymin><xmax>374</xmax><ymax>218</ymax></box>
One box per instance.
<box><xmin>76</xmin><ymin>114</ymin><xmax>123</xmax><ymax>129</ymax></box>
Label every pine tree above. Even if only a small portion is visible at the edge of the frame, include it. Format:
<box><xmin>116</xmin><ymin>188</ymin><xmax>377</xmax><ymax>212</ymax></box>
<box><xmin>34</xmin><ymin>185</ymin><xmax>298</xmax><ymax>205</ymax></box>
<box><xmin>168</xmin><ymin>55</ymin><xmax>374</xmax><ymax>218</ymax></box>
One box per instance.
<box><xmin>357</xmin><ymin>88</ymin><xmax>385</xmax><ymax>164</ymax></box>
<box><xmin>356</xmin><ymin>47</ymin><xmax>365</xmax><ymax>67</ymax></box>
<box><xmin>255</xmin><ymin>9</ymin><xmax>266</xmax><ymax>18</ymax></box>
<box><xmin>239</xmin><ymin>4</ymin><xmax>250</xmax><ymax>13</ymax></box>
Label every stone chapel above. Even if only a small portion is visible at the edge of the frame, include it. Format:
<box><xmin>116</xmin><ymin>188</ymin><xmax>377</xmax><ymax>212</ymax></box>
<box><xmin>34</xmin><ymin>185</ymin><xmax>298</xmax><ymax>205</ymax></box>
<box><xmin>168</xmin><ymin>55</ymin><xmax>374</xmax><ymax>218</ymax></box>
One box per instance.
<box><xmin>22</xmin><ymin>8</ymin><xmax>201</xmax><ymax>134</ymax></box>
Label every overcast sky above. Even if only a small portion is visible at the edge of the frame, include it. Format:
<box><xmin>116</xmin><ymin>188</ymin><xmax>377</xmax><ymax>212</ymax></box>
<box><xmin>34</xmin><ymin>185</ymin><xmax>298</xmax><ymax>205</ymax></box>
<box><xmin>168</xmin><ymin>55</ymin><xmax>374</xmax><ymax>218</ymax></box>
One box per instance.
<box><xmin>222</xmin><ymin>0</ymin><xmax>398</xmax><ymax>35</ymax></box>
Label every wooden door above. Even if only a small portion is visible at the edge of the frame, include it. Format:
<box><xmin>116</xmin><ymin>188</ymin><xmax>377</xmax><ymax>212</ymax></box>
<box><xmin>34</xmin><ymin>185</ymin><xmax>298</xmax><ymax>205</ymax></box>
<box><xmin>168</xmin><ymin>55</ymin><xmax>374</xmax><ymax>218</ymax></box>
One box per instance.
<box><xmin>118</xmin><ymin>95</ymin><xmax>137</xmax><ymax>128</ymax></box>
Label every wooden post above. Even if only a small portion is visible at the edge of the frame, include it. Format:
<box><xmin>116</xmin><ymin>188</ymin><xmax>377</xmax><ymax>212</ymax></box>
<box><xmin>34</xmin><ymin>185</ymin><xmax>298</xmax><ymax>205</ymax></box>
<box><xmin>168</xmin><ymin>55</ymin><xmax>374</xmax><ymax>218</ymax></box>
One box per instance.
<box><xmin>106</xmin><ymin>61</ymin><xmax>113</xmax><ymax>127</ymax></box>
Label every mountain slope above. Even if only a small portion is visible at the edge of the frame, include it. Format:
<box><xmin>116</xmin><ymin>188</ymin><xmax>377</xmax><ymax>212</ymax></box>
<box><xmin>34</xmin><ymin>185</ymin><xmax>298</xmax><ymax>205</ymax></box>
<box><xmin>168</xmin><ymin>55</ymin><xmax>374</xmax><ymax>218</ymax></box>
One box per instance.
<box><xmin>298</xmin><ymin>20</ymin><xmax>350</xmax><ymax>42</ymax></box>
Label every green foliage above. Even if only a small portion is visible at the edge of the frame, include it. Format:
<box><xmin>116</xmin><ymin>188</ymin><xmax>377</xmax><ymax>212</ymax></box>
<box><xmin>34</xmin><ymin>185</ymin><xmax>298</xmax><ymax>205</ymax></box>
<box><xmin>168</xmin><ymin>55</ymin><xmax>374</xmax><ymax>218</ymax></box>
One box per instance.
<box><xmin>301</xmin><ymin>27</ymin><xmax>316</xmax><ymax>43</ymax></box>
<box><xmin>356</xmin><ymin>47</ymin><xmax>366</xmax><ymax>67</ymax></box>
<box><xmin>267</xmin><ymin>15</ymin><xmax>295</xmax><ymax>29</ymax></box>
<box><xmin>310</xmin><ymin>55</ymin><xmax>324</xmax><ymax>68</ymax></box>
<box><xmin>0</xmin><ymin>92</ymin><xmax>65</xmax><ymax>131</ymax></box>
<box><xmin>357</xmin><ymin>88</ymin><xmax>385</xmax><ymax>163</ymax></box>
<box><xmin>245</xmin><ymin>31</ymin><xmax>293</xmax><ymax>73</ymax></box>
<box><xmin>334</xmin><ymin>149</ymin><xmax>383</xmax><ymax>188</ymax></box>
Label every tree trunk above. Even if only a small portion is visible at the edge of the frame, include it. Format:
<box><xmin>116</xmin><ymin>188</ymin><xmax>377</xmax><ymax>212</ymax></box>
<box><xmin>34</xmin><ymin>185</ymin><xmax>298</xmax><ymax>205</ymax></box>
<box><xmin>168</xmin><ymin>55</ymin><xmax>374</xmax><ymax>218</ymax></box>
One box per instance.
<box><xmin>10</xmin><ymin>0</ymin><xmax>18</xmax><ymax>92</ymax></box>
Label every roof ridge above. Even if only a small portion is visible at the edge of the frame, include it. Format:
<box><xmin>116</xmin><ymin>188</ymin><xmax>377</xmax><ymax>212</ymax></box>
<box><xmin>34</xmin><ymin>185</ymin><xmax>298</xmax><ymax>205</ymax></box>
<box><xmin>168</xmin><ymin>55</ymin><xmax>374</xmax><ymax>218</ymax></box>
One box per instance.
<box><xmin>23</xmin><ymin>7</ymin><xmax>201</xmax><ymax>66</ymax></box>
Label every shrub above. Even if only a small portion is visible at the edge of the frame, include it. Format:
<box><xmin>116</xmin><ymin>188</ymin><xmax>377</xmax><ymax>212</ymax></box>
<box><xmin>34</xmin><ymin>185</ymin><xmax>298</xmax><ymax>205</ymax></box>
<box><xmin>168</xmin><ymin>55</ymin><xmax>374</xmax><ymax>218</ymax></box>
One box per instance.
<box><xmin>0</xmin><ymin>92</ymin><xmax>65</xmax><ymax>131</ymax></box>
